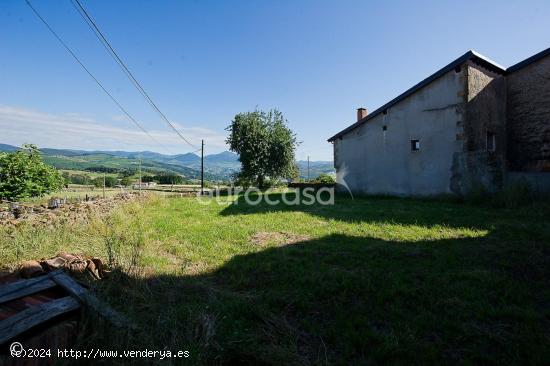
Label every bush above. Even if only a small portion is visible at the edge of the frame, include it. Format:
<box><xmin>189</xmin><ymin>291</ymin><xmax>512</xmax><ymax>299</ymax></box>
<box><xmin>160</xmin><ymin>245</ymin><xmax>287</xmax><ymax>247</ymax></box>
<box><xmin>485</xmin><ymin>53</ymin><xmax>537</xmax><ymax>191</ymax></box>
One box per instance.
<box><xmin>93</xmin><ymin>176</ymin><xmax>118</xmax><ymax>188</ymax></box>
<box><xmin>62</xmin><ymin>171</ymin><xmax>94</xmax><ymax>185</ymax></box>
<box><xmin>119</xmin><ymin>176</ymin><xmax>133</xmax><ymax>186</ymax></box>
<box><xmin>154</xmin><ymin>174</ymin><xmax>184</xmax><ymax>185</ymax></box>
<box><xmin>311</xmin><ymin>173</ymin><xmax>335</xmax><ymax>184</ymax></box>
<box><xmin>0</xmin><ymin>144</ymin><xmax>64</xmax><ymax>200</ymax></box>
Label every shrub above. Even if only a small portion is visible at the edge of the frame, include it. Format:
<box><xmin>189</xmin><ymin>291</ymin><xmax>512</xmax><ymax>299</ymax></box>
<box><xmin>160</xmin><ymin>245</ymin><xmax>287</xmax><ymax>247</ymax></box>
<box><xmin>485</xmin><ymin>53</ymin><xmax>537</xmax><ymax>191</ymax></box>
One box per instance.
<box><xmin>119</xmin><ymin>176</ymin><xmax>133</xmax><ymax>186</ymax></box>
<box><xmin>93</xmin><ymin>176</ymin><xmax>118</xmax><ymax>188</ymax></box>
<box><xmin>0</xmin><ymin>144</ymin><xmax>64</xmax><ymax>200</ymax></box>
<box><xmin>312</xmin><ymin>173</ymin><xmax>335</xmax><ymax>184</ymax></box>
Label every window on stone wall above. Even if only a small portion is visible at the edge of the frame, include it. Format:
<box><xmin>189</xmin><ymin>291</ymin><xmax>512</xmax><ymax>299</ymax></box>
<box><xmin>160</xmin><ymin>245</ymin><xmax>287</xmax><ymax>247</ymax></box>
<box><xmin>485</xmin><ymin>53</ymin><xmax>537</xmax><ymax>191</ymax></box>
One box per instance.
<box><xmin>486</xmin><ymin>132</ymin><xmax>496</xmax><ymax>152</ymax></box>
<box><xmin>411</xmin><ymin>139</ymin><xmax>420</xmax><ymax>151</ymax></box>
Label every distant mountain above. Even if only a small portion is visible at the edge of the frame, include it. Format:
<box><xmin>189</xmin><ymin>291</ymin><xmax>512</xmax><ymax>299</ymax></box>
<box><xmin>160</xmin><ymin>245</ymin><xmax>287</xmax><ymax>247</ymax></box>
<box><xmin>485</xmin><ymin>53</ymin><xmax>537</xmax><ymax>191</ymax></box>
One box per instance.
<box><xmin>0</xmin><ymin>143</ymin><xmax>334</xmax><ymax>180</ymax></box>
<box><xmin>169</xmin><ymin>153</ymin><xmax>201</xmax><ymax>165</ymax></box>
<box><xmin>0</xmin><ymin>143</ymin><xmax>19</xmax><ymax>152</ymax></box>
<box><xmin>296</xmin><ymin>160</ymin><xmax>334</xmax><ymax>180</ymax></box>
<box><xmin>205</xmin><ymin>151</ymin><xmax>239</xmax><ymax>163</ymax></box>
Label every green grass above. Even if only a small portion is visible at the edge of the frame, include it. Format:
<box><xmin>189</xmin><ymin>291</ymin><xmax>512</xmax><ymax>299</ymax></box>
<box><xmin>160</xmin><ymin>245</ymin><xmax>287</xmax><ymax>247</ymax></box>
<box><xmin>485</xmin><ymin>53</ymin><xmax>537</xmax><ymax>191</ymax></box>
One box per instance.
<box><xmin>60</xmin><ymin>169</ymin><xmax>119</xmax><ymax>179</ymax></box>
<box><xmin>1</xmin><ymin>193</ymin><xmax>549</xmax><ymax>365</ymax></box>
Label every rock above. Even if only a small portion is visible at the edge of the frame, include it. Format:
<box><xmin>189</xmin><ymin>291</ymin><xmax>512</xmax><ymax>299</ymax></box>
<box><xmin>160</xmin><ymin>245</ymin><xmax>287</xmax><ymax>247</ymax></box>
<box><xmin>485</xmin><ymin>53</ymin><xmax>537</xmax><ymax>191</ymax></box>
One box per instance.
<box><xmin>57</xmin><ymin>252</ymin><xmax>78</xmax><ymax>262</ymax></box>
<box><xmin>42</xmin><ymin>257</ymin><xmax>67</xmax><ymax>270</ymax></box>
<box><xmin>20</xmin><ymin>260</ymin><xmax>45</xmax><ymax>278</ymax></box>
<box><xmin>68</xmin><ymin>260</ymin><xmax>88</xmax><ymax>274</ymax></box>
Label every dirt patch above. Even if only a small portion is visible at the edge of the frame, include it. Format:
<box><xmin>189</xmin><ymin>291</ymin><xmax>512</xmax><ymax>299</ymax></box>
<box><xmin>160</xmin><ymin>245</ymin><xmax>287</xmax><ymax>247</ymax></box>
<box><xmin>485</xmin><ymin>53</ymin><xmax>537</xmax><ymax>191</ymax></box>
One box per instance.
<box><xmin>250</xmin><ymin>231</ymin><xmax>310</xmax><ymax>247</ymax></box>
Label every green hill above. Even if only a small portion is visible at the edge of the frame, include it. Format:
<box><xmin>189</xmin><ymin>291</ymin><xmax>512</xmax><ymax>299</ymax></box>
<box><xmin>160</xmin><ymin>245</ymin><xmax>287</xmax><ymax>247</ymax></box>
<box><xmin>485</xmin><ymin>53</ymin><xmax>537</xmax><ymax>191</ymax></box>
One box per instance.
<box><xmin>1</xmin><ymin>143</ymin><xmax>334</xmax><ymax>181</ymax></box>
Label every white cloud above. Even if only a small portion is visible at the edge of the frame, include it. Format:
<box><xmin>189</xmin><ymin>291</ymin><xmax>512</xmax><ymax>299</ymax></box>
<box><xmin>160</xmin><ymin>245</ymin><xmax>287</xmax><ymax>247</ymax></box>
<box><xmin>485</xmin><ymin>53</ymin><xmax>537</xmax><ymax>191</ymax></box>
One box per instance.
<box><xmin>0</xmin><ymin>105</ymin><xmax>228</xmax><ymax>154</ymax></box>
<box><xmin>111</xmin><ymin>114</ymin><xmax>127</xmax><ymax>122</ymax></box>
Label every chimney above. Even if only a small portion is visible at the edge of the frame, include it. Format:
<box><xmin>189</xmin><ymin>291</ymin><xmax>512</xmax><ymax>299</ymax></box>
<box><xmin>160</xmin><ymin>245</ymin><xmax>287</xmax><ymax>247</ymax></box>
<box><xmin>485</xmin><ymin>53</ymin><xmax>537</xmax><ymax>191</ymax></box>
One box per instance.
<box><xmin>357</xmin><ymin>107</ymin><xmax>368</xmax><ymax>121</ymax></box>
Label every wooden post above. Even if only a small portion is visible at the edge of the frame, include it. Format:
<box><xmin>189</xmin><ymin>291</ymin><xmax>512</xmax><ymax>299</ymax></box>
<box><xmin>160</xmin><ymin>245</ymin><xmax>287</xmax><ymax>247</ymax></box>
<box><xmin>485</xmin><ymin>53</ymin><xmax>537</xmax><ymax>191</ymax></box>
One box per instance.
<box><xmin>307</xmin><ymin>156</ymin><xmax>310</xmax><ymax>181</ymax></box>
<box><xmin>139</xmin><ymin>157</ymin><xmax>142</xmax><ymax>196</ymax></box>
<box><xmin>103</xmin><ymin>173</ymin><xmax>106</xmax><ymax>199</ymax></box>
<box><xmin>201</xmin><ymin>139</ymin><xmax>204</xmax><ymax>194</ymax></box>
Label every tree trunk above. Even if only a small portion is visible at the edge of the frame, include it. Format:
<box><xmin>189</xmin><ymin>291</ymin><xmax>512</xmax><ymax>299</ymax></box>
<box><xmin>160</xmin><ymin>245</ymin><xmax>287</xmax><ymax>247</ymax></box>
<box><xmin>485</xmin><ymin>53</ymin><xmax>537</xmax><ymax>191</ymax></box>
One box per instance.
<box><xmin>257</xmin><ymin>175</ymin><xmax>265</xmax><ymax>190</ymax></box>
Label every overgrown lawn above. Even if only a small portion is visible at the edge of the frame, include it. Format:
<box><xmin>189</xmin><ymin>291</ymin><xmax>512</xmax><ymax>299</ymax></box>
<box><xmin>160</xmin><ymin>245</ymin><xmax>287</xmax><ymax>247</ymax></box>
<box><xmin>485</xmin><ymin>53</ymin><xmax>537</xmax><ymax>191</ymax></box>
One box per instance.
<box><xmin>1</xmin><ymin>193</ymin><xmax>549</xmax><ymax>365</ymax></box>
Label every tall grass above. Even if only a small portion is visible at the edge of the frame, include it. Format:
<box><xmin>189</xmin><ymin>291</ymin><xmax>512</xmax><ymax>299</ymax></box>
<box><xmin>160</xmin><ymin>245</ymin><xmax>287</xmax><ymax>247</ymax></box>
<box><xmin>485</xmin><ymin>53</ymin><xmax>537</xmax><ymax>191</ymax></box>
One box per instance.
<box><xmin>0</xmin><ymin>196</ymin><xmax>155</xmax><ymax>272</ymax></box>
<box><xmin>1</xmin><ymin>193</ymin><xmax>548</xmax><ymax>365</ymax></box>
<box><xmin>464</xmin><ymin>181</ymin><xmax>550</xmax><ymax>210</ymax></box>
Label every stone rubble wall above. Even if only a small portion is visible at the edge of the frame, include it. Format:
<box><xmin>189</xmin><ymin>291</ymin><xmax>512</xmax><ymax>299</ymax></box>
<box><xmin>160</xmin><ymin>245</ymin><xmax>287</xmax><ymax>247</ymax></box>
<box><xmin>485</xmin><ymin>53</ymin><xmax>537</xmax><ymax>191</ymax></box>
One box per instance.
<box><xmin>0</xmin><ymin>192</ymin><xmax>143</xmax><ymax>228</ymax></box>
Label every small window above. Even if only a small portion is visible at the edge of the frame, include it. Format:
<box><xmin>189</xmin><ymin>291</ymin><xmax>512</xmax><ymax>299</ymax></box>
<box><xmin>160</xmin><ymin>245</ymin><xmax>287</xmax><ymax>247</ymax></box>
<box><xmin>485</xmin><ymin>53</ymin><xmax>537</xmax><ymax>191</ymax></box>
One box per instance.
<box><xmin>454</xmin><ymin>65</ymin><xmax>462</xmax><ymax>73</ymax></box>
<box><xmin>382</xmin><ymin>125</ymin><xmax>387</xmax><ymax>131</ymax></box>
<box><xmin>382</xmin><ymin>109</ymin><xmax>388</xmax><ymax>115</ymax></box>
<box><xmin>411</xmin><ymin>139</ymin><xmax>420</xmax><ymax>151</ymax></box>
<box><xmin>486</xmin><ymin>132</ymin><xmax>496</xmax><ymax>151</ymax></box>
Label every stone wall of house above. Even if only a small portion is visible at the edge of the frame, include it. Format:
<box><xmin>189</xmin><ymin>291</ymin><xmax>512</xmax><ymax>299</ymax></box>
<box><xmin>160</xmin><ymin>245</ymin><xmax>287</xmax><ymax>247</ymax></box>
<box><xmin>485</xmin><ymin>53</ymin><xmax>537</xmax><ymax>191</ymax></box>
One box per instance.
<box><xmin>332</xmin><ymin>50</ymin><xmax>550</xmax><ymax>196</ymax></box>
<box><xmin>333</xmin><ymin>68</ymin><xmax>463</xmax><ymax>196</ymax></box>
<box><xmin>464</xmin><ymin>62</ymin><xmax>507</xmax><ymax>153</ymax></box>
<box><xmin>450</xmin><ymin>61</ymin><xmax>507</xmax><ymax>194</ymax></box>
<box><xmin>506</xmin><ymin>55</ymin><xmax>550</xmax><ymax>172</ymax></box>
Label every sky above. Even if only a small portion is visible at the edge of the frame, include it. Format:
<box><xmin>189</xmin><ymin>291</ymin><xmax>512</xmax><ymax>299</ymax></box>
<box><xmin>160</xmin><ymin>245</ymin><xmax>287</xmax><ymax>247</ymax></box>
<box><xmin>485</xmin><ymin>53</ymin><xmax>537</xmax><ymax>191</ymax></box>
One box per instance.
<box><xmin>1</xmin><ymin>0</ymin><xmax>549</xmax><ymax>160</ymax></box>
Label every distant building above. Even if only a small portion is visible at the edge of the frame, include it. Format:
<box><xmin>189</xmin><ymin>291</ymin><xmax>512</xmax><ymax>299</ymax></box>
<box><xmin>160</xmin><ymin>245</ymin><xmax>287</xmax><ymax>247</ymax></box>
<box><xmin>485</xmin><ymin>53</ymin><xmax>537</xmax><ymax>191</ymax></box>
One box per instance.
<box><xmin>328</xmin><ymin>47</ymin><xmax>550</xmax><ymax>196</ymax></box>
<box><xmin>132</xmin><ymin>182</ymin><xmax>157</xmax><ymax>189</ymax></box>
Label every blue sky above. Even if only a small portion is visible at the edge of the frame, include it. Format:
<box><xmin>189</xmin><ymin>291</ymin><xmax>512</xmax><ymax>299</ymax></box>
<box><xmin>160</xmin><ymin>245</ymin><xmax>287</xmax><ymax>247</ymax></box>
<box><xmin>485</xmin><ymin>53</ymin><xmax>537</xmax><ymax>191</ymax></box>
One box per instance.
<box><xmin>1</xmin><ymin>0</ymin><xmax>549</xmax><ymax>160</ymax></box>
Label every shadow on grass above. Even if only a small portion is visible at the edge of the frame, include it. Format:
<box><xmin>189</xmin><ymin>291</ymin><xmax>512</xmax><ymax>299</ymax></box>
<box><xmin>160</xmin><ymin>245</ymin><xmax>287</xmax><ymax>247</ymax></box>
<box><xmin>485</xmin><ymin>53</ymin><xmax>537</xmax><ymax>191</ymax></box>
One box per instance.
<box><xmin>218</xmin><ymin>191</ymin><xmax>499</xmax><ymax>231</ymax></box>
<box><xmin>84</xmin><ymin>231</ymin><xmax>549</xmax><ymax>365</ymax></box>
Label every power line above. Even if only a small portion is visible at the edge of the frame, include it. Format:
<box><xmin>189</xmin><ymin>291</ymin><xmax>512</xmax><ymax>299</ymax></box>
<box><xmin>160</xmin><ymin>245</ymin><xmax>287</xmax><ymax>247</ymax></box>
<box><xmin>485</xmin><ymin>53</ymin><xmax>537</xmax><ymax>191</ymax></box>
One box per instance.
<box><xmin>25</xmin><ymin>0</ymin><xmax>175</xmax><ymax>155</ymax></box>
<box><xmin>71</xmin><ymin>0</ymin><xmax>199</xmax><ymax>150</ymax></box>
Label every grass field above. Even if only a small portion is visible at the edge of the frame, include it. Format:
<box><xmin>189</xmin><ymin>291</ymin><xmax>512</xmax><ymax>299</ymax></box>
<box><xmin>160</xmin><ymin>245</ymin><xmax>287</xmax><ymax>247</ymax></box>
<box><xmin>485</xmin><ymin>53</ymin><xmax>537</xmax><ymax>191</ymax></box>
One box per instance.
<box><xmin>1</xmin><ymin>193</ymin><xmax>549</xmax><ymax>365</ymax></box>
<box><xmin>59</xmin><ymin>169</ymin><xmax>119</xmax><ymax>179</ymax></box>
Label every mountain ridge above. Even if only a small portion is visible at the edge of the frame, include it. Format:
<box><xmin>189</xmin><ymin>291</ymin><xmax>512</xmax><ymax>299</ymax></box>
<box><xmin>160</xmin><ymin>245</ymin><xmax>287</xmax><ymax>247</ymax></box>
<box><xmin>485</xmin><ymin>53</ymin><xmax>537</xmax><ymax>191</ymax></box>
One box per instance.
<box><xmin>0</xmin><ymin>143</ymin><xmax>333</xmax><ymax>180</ymax></box>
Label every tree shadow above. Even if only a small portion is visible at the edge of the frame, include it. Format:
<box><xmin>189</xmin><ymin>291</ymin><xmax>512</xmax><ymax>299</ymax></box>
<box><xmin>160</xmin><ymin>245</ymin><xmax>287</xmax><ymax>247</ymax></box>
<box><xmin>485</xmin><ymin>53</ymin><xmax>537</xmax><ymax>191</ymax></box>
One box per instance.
<box><xmin>218</xmin><ymin>191</ymin><xmax>502</xmax><ymax>231</ymax></box>
<box><xmin>83</xmin><ymin>231</ymin><xmax>548</xmax><ymax>365</ymax></box>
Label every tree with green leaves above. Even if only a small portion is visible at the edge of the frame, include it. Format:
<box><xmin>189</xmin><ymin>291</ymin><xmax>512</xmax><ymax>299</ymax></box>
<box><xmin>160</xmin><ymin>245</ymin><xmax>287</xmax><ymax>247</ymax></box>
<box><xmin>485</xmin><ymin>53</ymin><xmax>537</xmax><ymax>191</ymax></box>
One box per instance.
<box><xmin>226</xmin><ymin>109</ymin><xmax>298</xmax><ymax>189</ymax></box>
<box><xmin>93</xmin><ymin>175</ymin><xmax>118</xmax><ymax>188</ymax></box>
<box><xmin>0</xmin><ymin>144</ymin><xmax>64</xmax><ymax>200</ymax></box>
<box><xmin>119</xmin><ymin>176</ymin><xmax>133</xmax><ymax>187</ymax></box>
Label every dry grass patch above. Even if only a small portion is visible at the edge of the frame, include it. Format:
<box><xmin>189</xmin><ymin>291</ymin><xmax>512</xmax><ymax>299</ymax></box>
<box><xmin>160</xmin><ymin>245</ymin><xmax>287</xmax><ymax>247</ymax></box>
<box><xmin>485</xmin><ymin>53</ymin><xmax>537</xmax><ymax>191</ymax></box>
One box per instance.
<box><xmin>250</xmin><ymin>231</ymin><xmax>310</xmax><ymax>247</ymax></box>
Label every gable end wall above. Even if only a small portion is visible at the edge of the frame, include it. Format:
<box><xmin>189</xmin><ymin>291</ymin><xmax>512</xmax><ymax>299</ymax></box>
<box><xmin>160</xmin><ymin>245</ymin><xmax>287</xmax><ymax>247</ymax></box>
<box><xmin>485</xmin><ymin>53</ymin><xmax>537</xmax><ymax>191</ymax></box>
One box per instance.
<box><xmin>507</xmin><ymin>55</ymin><xmax>550</xmax><ymax>172</ymax></box>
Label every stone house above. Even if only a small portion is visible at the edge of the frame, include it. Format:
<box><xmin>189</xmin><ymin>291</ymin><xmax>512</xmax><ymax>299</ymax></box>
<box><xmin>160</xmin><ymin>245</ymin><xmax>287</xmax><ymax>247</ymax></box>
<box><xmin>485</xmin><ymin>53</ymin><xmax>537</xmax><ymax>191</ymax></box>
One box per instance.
<box><xmin>328</xmin><ymin>47</ymin><xmax>550</xmax><ymax>196</ymax></box>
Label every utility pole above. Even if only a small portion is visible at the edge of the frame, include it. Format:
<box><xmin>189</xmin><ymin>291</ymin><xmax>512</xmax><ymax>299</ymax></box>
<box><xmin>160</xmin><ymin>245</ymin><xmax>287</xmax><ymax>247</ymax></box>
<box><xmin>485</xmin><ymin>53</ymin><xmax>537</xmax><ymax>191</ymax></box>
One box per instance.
<box><xmin>103</xmin><ymin>173</ymin><xmax>106</xmax><ymax>199</ymax></box>
<box><xmin>139</xmin><ymin>157</ymin><xmax>142</xmax><ymax>196</ymax></box>
<box><xmin>307</xmin><ymin>156</ymin><xmax>310</xmax><ymax>181</ymax></box>
<box><xmin>201</xmin><ymin>139</ymin><xmax>204</xmax><ymax>194</ymax></box>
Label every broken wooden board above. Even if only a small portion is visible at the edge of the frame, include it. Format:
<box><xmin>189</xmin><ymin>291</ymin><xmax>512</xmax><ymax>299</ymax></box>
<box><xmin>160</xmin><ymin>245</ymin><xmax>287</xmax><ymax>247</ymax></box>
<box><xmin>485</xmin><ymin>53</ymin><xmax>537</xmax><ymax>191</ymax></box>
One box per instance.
<box><xmin>0</xmin><ymin>296</ymin><xmax>80</xmax><ymax>344</ymax></box>
<box><xmin>0</xmin><ymin>270</ymin><xmax>135</xmax><ymax>346</ymax></box>
<box><xmin>0</xmin><ymin>270</ymin><xmax>62</xmax><ymax>305</ymax></box>
<box><xmin>51</xmin><ymin>272</ymin><xmax>136</xmax><ymax>330</ymax></box>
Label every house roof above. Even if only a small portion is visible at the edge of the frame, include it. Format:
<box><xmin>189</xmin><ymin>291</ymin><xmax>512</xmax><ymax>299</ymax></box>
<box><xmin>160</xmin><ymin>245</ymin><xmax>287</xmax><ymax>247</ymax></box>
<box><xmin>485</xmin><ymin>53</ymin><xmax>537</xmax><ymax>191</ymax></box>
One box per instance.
<box><xmin>507</xmin><ymin>46</ymin><xmax>550</xmax><ymax>73</ymax></box>
<box><xmin>327</xmin><ymin>50</ymin><xmax>507</xmax><ymax>142</ymax></box>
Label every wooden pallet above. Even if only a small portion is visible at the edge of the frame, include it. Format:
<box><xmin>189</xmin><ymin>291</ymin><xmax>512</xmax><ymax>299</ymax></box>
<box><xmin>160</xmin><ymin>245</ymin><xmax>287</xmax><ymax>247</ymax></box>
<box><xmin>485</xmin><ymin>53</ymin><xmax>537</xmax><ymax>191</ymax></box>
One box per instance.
<box><xmin>0</xmin><ymin>270</ymin><xmax>133</xmax><ymax>345</ymax></box>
